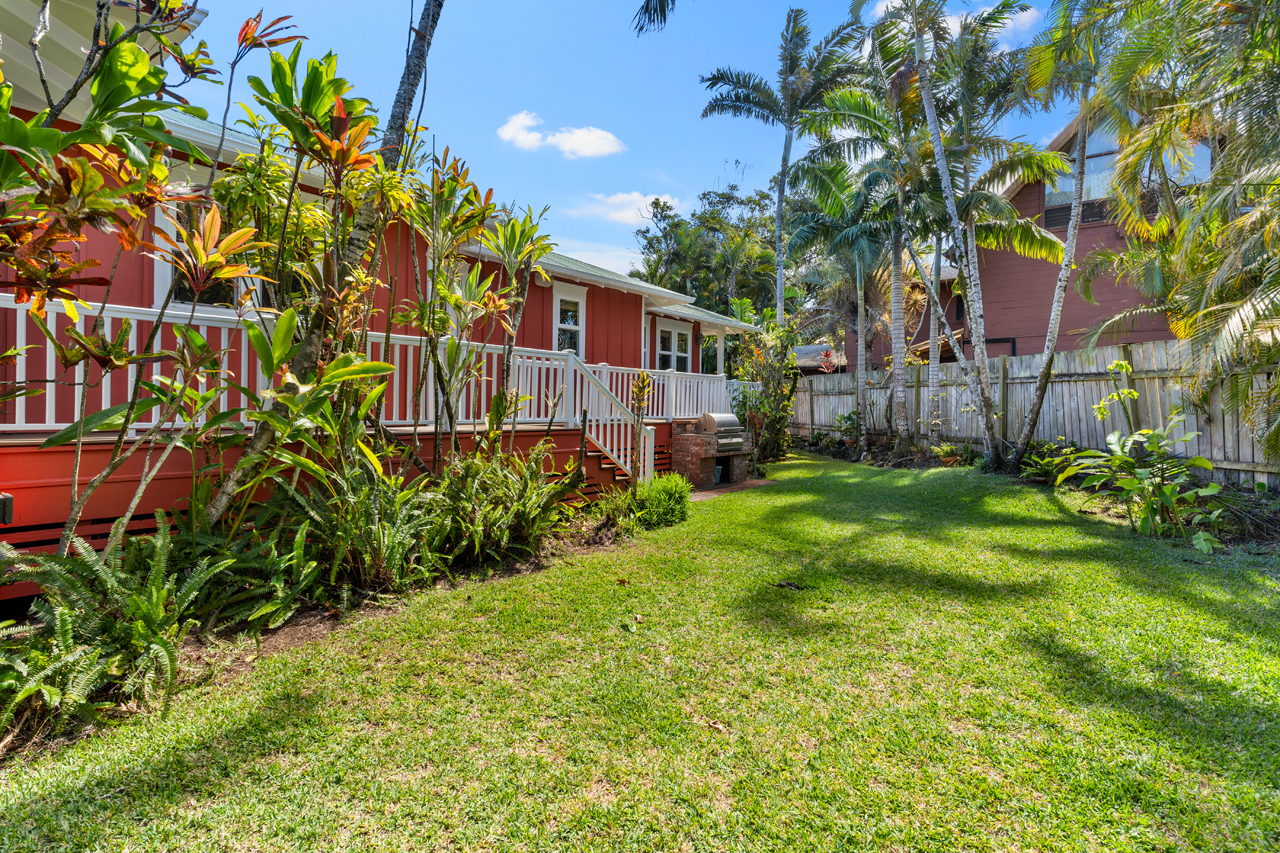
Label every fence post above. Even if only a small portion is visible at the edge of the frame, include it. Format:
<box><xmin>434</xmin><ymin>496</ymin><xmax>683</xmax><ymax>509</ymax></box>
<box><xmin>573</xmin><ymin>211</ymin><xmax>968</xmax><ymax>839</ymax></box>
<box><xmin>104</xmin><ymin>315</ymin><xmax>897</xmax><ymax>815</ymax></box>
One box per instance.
<box><xmin>998</xmin><ymin>354</ymin><xmax>1009</xmax><ymax>445</ymax></box>
<box><xmin>912</xmin><ymin>364</ymin><xmax>921</xmax><ymax>442</ymax></box>
<box><xmin>807</xmin><ymin>377</ymin><xmax>816</xmax><ymax>437</ymax></box>
<box><xmin>1118</xmin><ymin>343</ymin><xmax>1140</xmax><ymax>430</ymax></box>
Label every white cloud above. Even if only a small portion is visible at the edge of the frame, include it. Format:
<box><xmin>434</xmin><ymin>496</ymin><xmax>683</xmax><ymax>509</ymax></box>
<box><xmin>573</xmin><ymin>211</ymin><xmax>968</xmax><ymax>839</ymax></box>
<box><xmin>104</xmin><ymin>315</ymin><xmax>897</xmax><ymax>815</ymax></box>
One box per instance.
<box><xmin>999</xmin><ymin>7</ymin><xmax>1043</xmax><ymax>47</ymax></box>
<box><xmin>565</xmin><ymin>191</ymin><xmax>682</xmax><ymax>226</ymax></box>
<box><xmin>496</xmin><ymin>111</ymin><xmax>546</xmax><ymax>151</ymax></box>
<box><xmin>553</xmin><ymin>239</ymin><xmax>644</xmax><ymax>276</ymax></box>
<box><xmin>496</xmin><ymin>111</ymin><xmax>625</xmax><ymax>159</ymax></box>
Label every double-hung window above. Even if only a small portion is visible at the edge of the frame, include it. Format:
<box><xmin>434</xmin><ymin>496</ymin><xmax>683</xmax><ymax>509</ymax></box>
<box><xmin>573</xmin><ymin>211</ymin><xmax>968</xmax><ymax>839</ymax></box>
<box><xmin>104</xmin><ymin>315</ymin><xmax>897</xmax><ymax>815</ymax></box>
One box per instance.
<box><xmin>553</xmin><ymin>282</ymin><xmax>587</xmax><ymax>359</ymax></box>
<box><xmin>656</xmin><ymin>322</ymin><xmax>692</xmax><ymax>372</ymax></box>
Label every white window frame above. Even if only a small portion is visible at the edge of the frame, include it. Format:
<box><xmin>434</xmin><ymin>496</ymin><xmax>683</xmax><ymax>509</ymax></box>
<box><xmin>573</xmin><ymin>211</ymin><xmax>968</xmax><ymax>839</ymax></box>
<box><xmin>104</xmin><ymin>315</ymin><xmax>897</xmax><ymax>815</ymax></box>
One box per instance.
<box><xmin>151</xmin><ymin>211</ymin><xmax>243</xmax><ymax>320</ymax></box>
<box><xmin>552</xmin><ymin>281</ymin><xmax>588</xmax><ymax>359</ymax></box>
<box><xmin>655</xmin><ymin>318</ymin><xmax>694</xmax><ymax>373</ymax></box>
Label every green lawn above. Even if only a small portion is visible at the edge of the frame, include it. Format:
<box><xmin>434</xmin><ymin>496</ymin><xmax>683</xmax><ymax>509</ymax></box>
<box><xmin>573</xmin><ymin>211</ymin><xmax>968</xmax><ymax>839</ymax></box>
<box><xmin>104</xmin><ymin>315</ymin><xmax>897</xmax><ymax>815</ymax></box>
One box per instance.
<box><xmin>2</xmin><ymin>456</ymin><xmax>1277</xmax><ymax>851</ymax></box>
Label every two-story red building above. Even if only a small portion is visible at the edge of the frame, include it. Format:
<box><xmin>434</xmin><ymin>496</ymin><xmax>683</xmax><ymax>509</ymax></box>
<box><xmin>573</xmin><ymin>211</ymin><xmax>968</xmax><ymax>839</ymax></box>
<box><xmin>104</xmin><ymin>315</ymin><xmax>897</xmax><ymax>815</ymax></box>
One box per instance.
<box><xmin>847</xmin><ymin>118</ymin><xmax>1207</xmax><ymax>366</ymax></box>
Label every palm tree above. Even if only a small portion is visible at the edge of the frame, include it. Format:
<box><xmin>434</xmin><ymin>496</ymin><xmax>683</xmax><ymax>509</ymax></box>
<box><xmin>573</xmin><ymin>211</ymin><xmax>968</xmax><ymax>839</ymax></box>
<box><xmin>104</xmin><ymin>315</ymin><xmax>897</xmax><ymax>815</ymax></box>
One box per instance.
<box><xmin>717</xmin><ymin>227</ymin><xmax>763</xmax><ymax>308</ymax></box>
<box><xmin>791</xmin><ymin>208</ymin><xmax>892</xmax><ymax>455</ymax></box>
<box><xmin>798</xmin><ymin>84</ymin><xmax>922</xmax><ymax>448</ymax></box>
<box><xmin>699</xmin><ymin>8</ymin><xmax>863</xmax><ymax>322</ymax></box>
<box><xmin>633</xmin><ymin>0</ymin><xmax>681</xmax><ymax>34</ymax></box>
<box><xmin>903</xmin><ymin>0</ymin><xmax>1016</xmax><ymax>465</ymax></box>
<box><xmin>1007</xmin><ymin>0</ymin><xmax>1117</xmax><ymax>468</ymax></box>
<box><xmin>801</xmin><ymin>11</ymin><xmax>1064</xmax><ymax>453</ymax></box>
<box><xmin>902</xmin><ymin>0</ymin><xmax>1069</xmax><ymax>467</ymax></box>
<box><xmin>1079</xmin><ymin>2</ymin><xmax>1280</xmax><ymax>459</ymax></box>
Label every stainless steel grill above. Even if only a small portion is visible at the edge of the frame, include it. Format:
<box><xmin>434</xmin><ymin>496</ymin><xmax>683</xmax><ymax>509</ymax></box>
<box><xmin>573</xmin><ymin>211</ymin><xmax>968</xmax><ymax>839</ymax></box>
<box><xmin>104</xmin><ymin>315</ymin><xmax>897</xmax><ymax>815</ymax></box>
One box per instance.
<box><xmin>695</xmin><ymin>412</ymin><xmax>745</xmax><ymax>454</ymax></box>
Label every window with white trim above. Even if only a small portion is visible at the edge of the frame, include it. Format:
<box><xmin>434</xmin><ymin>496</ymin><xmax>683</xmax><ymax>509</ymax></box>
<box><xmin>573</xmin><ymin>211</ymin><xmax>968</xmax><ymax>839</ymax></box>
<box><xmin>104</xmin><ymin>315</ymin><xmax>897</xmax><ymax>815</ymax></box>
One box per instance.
<box><xmin>656</xmin><ymin>321</ymin><xmax>692</xmax><ymax>372</ymax></box>
<box><xmin>552</xmin><ymin>282</ymin><xmax>587</xmax><ymax>358</ymax></box>
<box><xmin>151</xmin><ymin>211</ymin><xmax>241</xmax><ymax>314</ymax></box>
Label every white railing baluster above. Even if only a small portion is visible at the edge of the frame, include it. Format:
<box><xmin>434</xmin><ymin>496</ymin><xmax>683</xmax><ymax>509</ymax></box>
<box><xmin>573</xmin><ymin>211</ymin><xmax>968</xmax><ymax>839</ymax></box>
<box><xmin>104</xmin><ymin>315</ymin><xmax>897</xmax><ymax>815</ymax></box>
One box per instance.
<box><xmin>13</xmin><ymin>309</ymin><xmax>27</xmax><ymax>427</ymax></box>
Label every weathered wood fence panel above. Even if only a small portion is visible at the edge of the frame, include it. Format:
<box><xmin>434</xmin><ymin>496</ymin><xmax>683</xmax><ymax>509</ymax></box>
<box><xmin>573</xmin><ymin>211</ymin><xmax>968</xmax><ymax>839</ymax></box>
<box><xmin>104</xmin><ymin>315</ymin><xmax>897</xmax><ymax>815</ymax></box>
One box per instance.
<box><xmin>792</xmin><ymin>341</ymin><xmax>1278</xmax><ymax>487</ymax></box>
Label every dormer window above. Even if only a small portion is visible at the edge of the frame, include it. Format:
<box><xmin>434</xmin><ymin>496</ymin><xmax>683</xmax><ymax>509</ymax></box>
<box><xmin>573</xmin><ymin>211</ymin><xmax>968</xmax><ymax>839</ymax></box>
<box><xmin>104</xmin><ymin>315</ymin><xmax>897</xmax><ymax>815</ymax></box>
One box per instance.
<box><xmin>1044</xmin><ymin>124</ymin><xmax>1212</xmax><ymax>229</ymax></box>
<box><xmin>1044</xmin><ymin>127</ymin><xmax>1120</xmax><ymax>229</ymax></box>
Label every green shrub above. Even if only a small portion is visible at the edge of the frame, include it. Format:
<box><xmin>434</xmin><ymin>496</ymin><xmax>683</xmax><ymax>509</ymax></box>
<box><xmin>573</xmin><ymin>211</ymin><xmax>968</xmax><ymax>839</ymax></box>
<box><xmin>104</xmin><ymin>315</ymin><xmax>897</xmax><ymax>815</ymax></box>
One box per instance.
<box><xmin>1058</xmin><ymin>416</ymin><xmax>1224</xmax><ymax>551</ymax></box>
<box><xmin>184</xmin><ymin>523</ymin><xmax>324</xmax><ymax>631</ymax></box>
<box><xmin>634</xmin><ymin>473</ymin><xmax>693</xmax><ymax>529</ymax></box>
<box><xmin>835</xmin><ymin>411</ymin><xmax>861</xmax><ymax>441</ymax></box>
<box><xmin>1020</xmin><ymin>438</ymin><xmax>1079</xmax><ymax>482</ymax></box>
<box><xmin>430</xmin><ymin>441</ymin><xmax>579</xmax><ymax>567</ymax></box>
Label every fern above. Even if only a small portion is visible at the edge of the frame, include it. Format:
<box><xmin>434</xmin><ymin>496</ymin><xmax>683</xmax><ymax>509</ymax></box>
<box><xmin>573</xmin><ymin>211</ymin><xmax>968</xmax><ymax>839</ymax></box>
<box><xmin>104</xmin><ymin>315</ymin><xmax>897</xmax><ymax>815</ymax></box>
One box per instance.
<box><xmin>0</xmin><ymin>514</ymin><xmax>231</xmax><ymax>735</ymax></box>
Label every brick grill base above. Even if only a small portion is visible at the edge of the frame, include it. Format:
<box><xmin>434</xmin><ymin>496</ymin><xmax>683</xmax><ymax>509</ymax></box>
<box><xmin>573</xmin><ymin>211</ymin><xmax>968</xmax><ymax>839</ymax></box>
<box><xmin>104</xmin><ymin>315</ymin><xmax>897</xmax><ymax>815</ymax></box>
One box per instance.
<box><xmin>671</xmin><ymin>433</ymin><xmax>753</xmax><ymax>490</ymax></box>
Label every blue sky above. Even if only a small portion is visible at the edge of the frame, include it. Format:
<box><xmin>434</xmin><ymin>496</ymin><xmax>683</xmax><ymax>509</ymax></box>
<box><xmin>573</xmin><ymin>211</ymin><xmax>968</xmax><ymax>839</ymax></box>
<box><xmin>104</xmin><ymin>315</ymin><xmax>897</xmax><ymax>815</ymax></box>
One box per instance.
<box><xmin>180</xmin><ymin>1</ymin><xmax>1073</xmax><ymax>273</ymax></box>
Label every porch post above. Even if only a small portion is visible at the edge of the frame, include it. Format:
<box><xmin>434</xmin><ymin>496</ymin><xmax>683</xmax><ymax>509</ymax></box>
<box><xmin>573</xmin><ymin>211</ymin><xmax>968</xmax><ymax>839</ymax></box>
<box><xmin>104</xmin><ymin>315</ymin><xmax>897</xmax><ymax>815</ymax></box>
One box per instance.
<box><xmin>715</xmin><ymin>332</ymin><xmax>725</xmax><ymax>375</ymax></box>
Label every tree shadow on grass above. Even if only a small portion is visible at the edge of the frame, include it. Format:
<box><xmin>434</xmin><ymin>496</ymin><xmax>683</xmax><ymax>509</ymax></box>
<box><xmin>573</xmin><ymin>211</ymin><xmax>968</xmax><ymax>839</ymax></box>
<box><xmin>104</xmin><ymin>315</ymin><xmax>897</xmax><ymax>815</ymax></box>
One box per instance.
<box><xmin>743</xmin><ymin>462</ymin><xmax>1115</xmax><ymax>557</ymax></box>
<box><xmin>740</xmin><ymin>460</ymin><xmax>1280</xmax><ymax>649</ymax></box>
<box><xmin>0</xmin><ymin>686</ymin><xmax>323</xmax><ymax>851</ymax></box>
<box><xmin>1020</xmin><ymin>629</ymin><xmax>1280</xmax><ymax>793</ymax></box>
<box><xmin>733</xmin><ymin>556</ymin><xmax>1052</xmax><ymax>638</ymax></box>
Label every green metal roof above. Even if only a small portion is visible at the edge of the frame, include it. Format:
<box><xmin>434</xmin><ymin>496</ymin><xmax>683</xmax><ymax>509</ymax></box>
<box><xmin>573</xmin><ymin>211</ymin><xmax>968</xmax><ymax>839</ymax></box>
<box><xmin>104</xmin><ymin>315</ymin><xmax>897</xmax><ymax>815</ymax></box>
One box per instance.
<box><xmin>543</xmin><ymin>252</ymin><xmax>664</xmax><ymax>290</ymax></box>
<box><xmin>166</xmin><ymin>112</ymin><xmax>260</xmax><ymax>150</ymax></box>
<box><xmin>656</xmin><ymin>301</ymin><xmax>759</xmax><ymax>333</ymax></box>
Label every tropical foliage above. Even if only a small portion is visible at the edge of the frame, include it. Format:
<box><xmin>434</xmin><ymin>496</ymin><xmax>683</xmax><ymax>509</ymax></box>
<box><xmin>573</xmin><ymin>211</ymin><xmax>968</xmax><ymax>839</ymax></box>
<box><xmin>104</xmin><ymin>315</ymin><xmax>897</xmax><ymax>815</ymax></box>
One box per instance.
<box><xmin>0</xmin><ymin>4</ymin><xmax>581</xmax><ymax>752</ymax></box>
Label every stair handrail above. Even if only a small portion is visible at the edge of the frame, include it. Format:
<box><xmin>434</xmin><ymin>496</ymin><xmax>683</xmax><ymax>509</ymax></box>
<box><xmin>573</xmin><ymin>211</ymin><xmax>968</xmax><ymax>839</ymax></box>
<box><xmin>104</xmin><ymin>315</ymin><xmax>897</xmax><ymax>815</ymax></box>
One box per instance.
<box><xmin>564</xmin><ymin>351</ymin><xmax>654</xmax><ymax>482</ymax></box>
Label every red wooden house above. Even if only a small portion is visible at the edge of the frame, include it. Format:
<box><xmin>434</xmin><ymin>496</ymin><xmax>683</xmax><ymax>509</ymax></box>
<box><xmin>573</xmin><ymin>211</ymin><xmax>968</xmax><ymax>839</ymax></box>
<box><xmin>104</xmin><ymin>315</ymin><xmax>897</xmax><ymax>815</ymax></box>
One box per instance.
<box><xmin>0</xmin><ymin>15</ymin><xmax>757</xmax><ymax>570</ymax></box>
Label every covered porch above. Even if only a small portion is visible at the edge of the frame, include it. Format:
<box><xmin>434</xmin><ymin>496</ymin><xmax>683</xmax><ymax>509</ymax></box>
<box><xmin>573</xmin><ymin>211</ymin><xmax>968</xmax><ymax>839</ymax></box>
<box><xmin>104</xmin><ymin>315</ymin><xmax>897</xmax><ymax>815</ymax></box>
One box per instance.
<box><xmin>0</xmin><ymin>295</ymin><xmax>759</xmax><ymax>485</ymax></box>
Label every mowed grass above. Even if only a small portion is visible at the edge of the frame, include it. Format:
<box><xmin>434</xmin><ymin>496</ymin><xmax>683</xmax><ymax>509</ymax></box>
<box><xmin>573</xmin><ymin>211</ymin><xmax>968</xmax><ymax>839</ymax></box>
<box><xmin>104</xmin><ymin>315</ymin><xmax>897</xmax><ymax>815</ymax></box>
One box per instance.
<box><xmin>2</xmin><ymin>456</ymin><xmax>1278</xmax><ymax>852</ymax></box>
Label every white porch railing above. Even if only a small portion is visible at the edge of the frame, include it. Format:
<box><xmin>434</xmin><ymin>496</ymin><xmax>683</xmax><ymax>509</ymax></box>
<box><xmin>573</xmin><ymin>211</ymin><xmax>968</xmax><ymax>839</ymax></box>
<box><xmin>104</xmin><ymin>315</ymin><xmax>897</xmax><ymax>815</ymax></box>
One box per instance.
<box><xmin>588</xmin><ymin>364</ymin><xmax>738</xmax><ymax>420</ymax></box>
<box><xmin>1</xmin><ymin>297</ymin><xmax>670</xmax><ymax>480</ymax></box>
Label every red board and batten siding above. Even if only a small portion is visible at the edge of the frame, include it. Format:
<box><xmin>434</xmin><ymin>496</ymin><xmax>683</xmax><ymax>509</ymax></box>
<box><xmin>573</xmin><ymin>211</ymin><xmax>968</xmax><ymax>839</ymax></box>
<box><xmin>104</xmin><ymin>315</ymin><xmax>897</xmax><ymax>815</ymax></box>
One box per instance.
<box><xmin>365</xmin><ymin>222</ymin><xmax>645</xmax><ymax>368</ymax></box>
<box><xmin>974</xmin><ymin>179</ymin><xmax>1170</xmax><ymax>357</ymax></box>
<box><xmin>516</xmin><ymin>277</ymin><xmax>644</xmax><ymax>367</ymax></box>
<box><xmin>1</xmin><ymin>214</ymin><xmax>660</xmax><ymax>572</ymax></box>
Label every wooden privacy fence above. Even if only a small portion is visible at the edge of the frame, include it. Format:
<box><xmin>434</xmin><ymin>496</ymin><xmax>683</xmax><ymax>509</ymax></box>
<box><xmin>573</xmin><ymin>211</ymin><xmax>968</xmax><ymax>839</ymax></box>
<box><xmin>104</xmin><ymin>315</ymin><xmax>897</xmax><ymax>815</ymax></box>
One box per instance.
<box><xmin>791</xmin><ymin>340</ymin><xmax>1279</xmax><ymax>487</ymax></box>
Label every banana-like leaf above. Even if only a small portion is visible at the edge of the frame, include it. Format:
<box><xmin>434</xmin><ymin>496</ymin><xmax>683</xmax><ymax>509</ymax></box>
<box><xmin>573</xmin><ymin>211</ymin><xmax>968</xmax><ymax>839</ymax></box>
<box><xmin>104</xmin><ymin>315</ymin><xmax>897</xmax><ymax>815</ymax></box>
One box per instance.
<box><xmin>41</xmin><ymin>399</ymin><xmax>163</xmax><ymax>448</ymax></box>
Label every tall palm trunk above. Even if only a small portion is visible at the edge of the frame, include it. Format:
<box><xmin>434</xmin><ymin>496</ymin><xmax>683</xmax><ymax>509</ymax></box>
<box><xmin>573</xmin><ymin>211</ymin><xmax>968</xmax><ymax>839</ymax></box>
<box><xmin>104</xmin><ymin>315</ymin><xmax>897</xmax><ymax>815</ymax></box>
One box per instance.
<box><xmin>890</xmin><ymin>221</ymin><xmax>909</xmax><ymax>451</ymax></box>
<box><xmin>856</xmin><ymin>256</ymin><xmax>868</xmax><ymax>456</ymax></box>
<box><xmin>204</xmin><ymin>0</ymin><xmax>448</xmax><ymax>527</ymax></box>
<box><xmin>774</xmin><ymin>126</ymin><xmax>794</xmax><ymax>321</ymax></box>
<box><xmin>727</xmin><ymin>268</ymin><xmax>737</xmax><ymax>306</ymax></box>
<box><xmin>911</xmin><ymin>19</ymin><xmax>1003</xmax><ymax>466</ymax></box>
<box><xmin>927</xmin><ymin>242</ymin><xmax>943</xmax><ymax>446</ymax></box>
<box><xmin>1012</xmin><ymin>89</ymin><xmax>1092</xmax><ymax>467</ymax></box>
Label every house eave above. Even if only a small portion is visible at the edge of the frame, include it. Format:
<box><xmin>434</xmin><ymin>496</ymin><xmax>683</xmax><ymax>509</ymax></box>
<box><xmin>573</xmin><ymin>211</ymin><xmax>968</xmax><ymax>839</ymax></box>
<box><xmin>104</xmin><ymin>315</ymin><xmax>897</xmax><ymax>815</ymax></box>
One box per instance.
<box><xmin>0</xmin><ymin>1</ymin><xmax>207</xmax><ymax>119</ymax></box>
<box><xmin>647</xmin><ymin>304</ymin><xmax>760</xmax><ymax>334</ymax></box>
<box><xmin>467</xmin><ymin>245</ymin><xmax>692</xmax><ymax>307</ymax></box>
<box><xmin>1002</xmin><ymin>115</ymin><xmax>1081</xmax><ymax>202</ymax></box>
